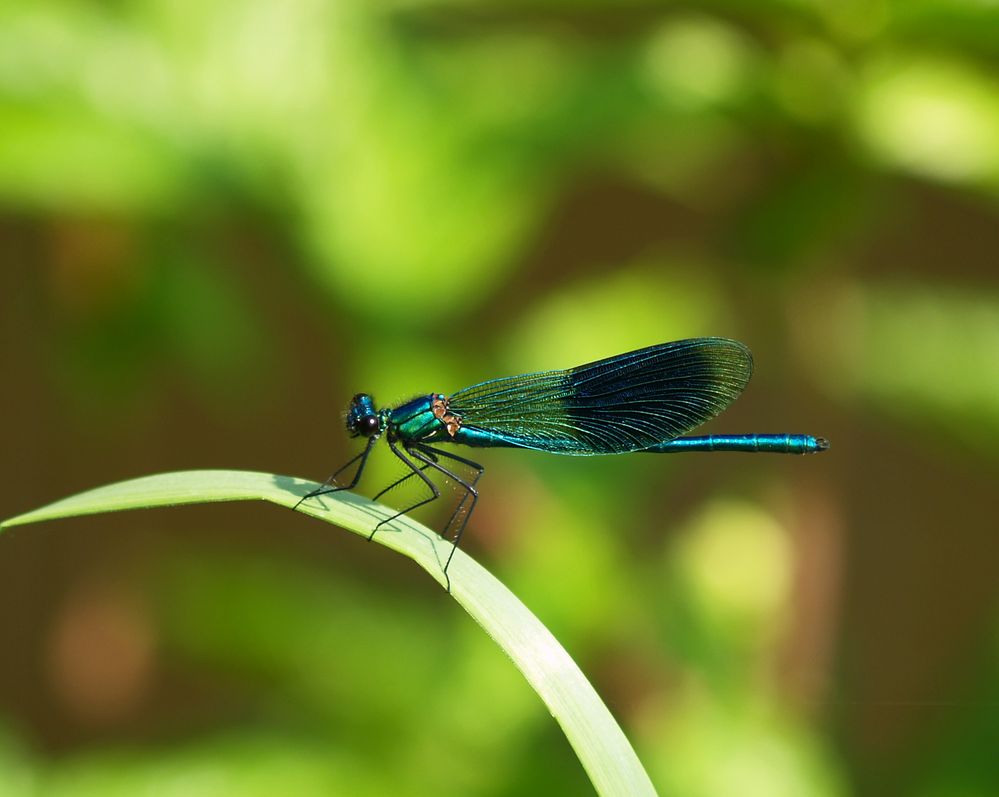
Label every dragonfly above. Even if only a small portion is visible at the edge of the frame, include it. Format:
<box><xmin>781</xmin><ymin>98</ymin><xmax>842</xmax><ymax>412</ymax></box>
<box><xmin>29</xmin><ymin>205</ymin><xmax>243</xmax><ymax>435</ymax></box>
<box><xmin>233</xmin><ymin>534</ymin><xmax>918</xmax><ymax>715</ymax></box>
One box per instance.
<box><xmin>295</xmin><ymin>338</ymin><xmax>828</xmax><ymax>584</ymax></box>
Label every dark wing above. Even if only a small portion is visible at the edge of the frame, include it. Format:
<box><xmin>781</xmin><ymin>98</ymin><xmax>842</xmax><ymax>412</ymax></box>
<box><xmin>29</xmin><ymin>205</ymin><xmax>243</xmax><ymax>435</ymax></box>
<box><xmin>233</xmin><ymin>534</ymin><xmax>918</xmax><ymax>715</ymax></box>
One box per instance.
<box><xmin>448</xmin><ymin>338</ymin><xmax>753</xmax><ymax>455</ymax></box>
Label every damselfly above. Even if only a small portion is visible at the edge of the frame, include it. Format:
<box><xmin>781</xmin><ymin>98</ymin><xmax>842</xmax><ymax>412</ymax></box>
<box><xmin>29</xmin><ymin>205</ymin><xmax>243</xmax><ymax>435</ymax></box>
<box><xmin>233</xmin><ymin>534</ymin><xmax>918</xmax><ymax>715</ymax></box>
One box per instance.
<box><xmin>295</xmin><ymin>338</ymin><xmax>827</xmax><ymax>582</ymax></box>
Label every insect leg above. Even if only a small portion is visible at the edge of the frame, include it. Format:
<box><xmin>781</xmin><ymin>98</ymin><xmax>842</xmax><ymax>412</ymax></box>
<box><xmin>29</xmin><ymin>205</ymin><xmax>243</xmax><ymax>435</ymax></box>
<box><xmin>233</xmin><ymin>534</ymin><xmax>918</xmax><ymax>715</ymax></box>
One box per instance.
<box><xmin>412</xmin><ymin>444</ymin><xmax>484</xmax><ymax>541</ymax></box>
<box><xmin>372</xmin><ymin>460</ymin><xmax>434</xmax><ymax>503</ymax></box>
<box><xmin>370</xmin><ymin>437</ymin><xmax>441</xmax><ymax>539</ymax></box>
<box><xmin>293</xmin><ymin>435</ymin><xmax>377</xmax><ymax>510</ymax></box>
<box><xmin>414</xmin><ymin>445</ymin><xmax>484</xmax><ymax>476</ymax></box>
<box><xmin>408</xmin><ymin>445</ymin><xmax>480</xmax><ymax>577</ymax></box>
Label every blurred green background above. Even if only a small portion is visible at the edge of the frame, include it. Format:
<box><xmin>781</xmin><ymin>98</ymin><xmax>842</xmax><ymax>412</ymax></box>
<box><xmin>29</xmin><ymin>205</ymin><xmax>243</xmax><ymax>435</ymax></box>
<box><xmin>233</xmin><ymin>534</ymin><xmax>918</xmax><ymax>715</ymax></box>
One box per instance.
<box><xmin>2</xmin><ymin>0</ymin><xmax>998</xmax><ymax>795</ymax></box>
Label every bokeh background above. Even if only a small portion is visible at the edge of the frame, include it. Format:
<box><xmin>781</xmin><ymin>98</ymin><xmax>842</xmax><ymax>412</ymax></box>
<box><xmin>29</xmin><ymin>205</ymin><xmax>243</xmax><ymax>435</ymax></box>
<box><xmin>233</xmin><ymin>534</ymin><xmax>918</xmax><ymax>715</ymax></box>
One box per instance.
<box><xmin>2</xmin><ymin>1</ymin><xmax>998</xmax><ymax>795</ymax></box>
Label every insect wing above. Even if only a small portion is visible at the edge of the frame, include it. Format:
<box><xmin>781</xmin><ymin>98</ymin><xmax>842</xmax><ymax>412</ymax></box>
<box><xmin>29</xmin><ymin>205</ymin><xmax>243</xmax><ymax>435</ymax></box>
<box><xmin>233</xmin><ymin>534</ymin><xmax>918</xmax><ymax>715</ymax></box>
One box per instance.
<box><xmin>448</xmin><ymin>338</ymin><xmax>753</xmax><ymax>454</ymax></box>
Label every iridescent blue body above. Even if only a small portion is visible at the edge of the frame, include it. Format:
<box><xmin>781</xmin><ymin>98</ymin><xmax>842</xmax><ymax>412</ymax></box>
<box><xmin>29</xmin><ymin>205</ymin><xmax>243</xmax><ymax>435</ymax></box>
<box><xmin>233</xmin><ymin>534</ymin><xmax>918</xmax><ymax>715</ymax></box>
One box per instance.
<box><xmin>385</xmin><ymin>399</ymin><xmax>826</xmax><ymax>454</ymax></box>
<box><xmin>644</xmin><ymin>433</ymin><xmax>827</xmax><ymax>454</ymax></box>
<box><xmin>296</xmin><ymin>338</ymin><xmax>828</xmax><ymax>586</ymax></box>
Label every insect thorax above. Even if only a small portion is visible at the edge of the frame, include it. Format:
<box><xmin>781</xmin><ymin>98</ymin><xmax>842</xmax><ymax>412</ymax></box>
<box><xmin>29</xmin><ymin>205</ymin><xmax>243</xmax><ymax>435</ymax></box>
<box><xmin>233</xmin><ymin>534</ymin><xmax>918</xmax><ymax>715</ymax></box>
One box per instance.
<box><xmin>431</xmin><ymin>394</ymin><xmax>462</xmax><ymax>438</ymax></box>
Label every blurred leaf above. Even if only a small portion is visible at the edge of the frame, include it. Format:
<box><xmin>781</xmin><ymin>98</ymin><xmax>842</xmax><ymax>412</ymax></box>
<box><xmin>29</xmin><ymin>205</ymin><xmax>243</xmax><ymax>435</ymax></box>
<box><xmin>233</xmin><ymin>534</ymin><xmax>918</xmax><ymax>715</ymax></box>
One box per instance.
<box><xmin>645</xmin><ymin>687</ymin><xmax>845</xmax><ymax>797</ymax></box>
<box><xmin>0</xmin><ymin>728</ymin><xmax>35</xmax><ymax>797</ymax></box>
<box><xmin>660</xmin><ymin>498</ymin><xmax>793</xmax><ymax>678</ymax></box>
<box><xmin>504</xmin><ymin>262</ymin><xmax>726</xmax><ymax>376</ymax></box>
<box><xmin>774</xmin><ymin>39</ymin><xmax>851</xmax><ymax>124</ymax></box>
<box><xmin>888</xmin><ymin>0</ymin><xmax>999</xmax><ymax>58</ymax></box>
<box><xmin>853</xmin><ymin>55</ymin><xmax>999</xmax><ymax>188</ymax></box>
<box><xmin>498</xmin><ymin>463</ymin><xmax>636</xmax><ymax>645</ymax></box>
<box><xmin>799</xmin><ymin>281</ymin><xmax>999</xmax><ymax>454</ymax></box>
<box><xmin>643</xmin><ymin>15</ymin><xmax>760</xmax><ymax>113</ymax></box>
<box><xmin>39</xmin><ymin>733</ymin><xmax>388</xmax><ymax>797</ymax></box>
<box><xmin>0</xmin><ymin>105</ymin><xmax>188</xmax><ymax>211</ymax></box>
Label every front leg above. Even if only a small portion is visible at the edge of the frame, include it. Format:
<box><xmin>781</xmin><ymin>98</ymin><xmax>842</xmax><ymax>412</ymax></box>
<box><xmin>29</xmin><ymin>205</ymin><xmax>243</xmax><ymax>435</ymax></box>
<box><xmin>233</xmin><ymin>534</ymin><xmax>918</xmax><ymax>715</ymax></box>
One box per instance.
<box><xmin>293</xmin><ymin>436</ymin><xmax>377</xmax><ymax>510</ymax></box>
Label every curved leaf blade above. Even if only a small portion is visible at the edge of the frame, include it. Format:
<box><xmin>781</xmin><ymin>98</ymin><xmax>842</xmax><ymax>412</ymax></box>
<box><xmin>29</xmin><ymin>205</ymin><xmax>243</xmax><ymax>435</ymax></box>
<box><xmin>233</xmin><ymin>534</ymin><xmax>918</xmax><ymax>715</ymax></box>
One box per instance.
<box><xmin>1</xmin><ymin>469</ymin><xmax>657</xmax><ymax>797</ymax></box>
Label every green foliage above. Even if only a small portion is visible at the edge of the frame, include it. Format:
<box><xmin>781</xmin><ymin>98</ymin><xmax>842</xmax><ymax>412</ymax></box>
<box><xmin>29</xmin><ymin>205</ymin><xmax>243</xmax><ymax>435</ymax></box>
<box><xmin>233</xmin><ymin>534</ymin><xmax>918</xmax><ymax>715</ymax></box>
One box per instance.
<box><xmin>2</xmin><ymin>0</ymin><xmax>998</xmax><ymax>795</ymax></box>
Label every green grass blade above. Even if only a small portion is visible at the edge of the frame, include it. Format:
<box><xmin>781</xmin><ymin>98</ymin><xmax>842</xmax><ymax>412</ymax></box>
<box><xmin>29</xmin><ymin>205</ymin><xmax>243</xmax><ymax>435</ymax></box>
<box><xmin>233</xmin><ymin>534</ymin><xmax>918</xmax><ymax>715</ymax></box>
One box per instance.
<box><xmin>1</xmin><ymin>470</ymin><xmax>657</xmax><ymax>797</ymax></box>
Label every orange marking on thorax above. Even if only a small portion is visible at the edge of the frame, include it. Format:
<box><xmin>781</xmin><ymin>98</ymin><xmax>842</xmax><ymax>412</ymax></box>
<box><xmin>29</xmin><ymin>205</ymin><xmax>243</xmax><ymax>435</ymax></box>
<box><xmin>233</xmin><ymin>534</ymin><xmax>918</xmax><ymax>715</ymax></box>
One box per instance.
<box><xmin>431</xmin><ymin>395</ymin><xmax>462</xmax><ymax>438</ymax></box>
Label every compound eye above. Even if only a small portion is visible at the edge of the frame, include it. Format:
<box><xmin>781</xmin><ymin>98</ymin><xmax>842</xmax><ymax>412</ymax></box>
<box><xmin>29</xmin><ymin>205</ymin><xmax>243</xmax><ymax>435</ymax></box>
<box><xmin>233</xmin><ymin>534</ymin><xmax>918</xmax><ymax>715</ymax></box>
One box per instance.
<box><xmin>362</xmin><ymin>415</ymin><xmax>380</xmax><ymax>434</ymax></box>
